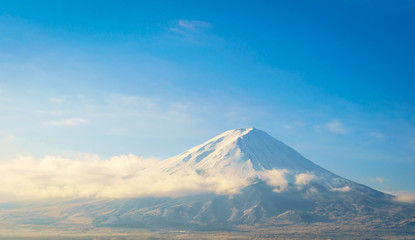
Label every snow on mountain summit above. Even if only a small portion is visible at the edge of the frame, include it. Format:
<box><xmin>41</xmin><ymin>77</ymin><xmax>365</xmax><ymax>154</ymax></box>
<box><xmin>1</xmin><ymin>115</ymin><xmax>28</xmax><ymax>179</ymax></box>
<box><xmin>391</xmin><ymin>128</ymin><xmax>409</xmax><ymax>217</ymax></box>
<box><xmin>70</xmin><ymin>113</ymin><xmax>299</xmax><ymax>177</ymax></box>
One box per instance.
<box><xmin>160</xmin><ymin>127</ymin><xmax>329</xmax><ymax>174</ymax></box>
<box><xmin>158</xmin><ymin>127</ymin><xmax>353</xmax><ymax>194</ymax></box>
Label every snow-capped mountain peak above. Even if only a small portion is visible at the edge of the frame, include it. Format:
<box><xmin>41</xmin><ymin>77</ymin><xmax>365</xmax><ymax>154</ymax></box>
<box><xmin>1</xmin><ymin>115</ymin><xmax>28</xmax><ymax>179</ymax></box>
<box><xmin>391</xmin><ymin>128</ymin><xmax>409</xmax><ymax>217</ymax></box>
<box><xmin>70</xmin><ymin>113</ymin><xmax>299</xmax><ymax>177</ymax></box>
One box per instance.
<box><xmin>160</xmin><ymin>127</ymin><xmax>328</xmax><ymax>174</ymax></box>
<box><xmin>158</xmin><ymin>128</ymin><xmax>362</xmax><ymax>195</ymax></box>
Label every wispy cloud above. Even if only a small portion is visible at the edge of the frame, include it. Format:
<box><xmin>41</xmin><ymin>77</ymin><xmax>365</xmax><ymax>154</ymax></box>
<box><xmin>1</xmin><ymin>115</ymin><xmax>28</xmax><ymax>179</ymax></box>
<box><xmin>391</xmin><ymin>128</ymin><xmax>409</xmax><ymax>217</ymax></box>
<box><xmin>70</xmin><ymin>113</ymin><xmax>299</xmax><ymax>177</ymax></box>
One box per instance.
<box><xmin>369</xmin><ymin>132</ymin><xmax>385</xmax><ymax>140</ymax></box>
<box><xmin>326</xmin><ymin>120</ymin><xmax>347</xmax><ymax>134</ymax></box>
<box><xmin>178</xmin><ymin>19</ymin><xmax>211</xmax><ymax>31</ymax></box>
<box><xmin>4</xmin><ymin>135</ymin><xmax>18</xmax><ymax>144</ymax></box>
<box><xmin>331</xmin><ymin>186</ymin><xmax>351</xmax><ymax>192</ymax></box>
<box><xmin>49</xmin><ymin>97</ymin><xmax>66</xmax><ymax>104</ymax></box>
<box><xmin>108</xmin><ymin>94</ymin><xmax>156</xmax><ymax>108</ymax></box>
<box><xmin>167</xmin><ymin>19</ymin><xmax>213</xmax><ymax>44</ymax></box>
<box><xmin>169</xmin><ymin>19</ymin><xmax>211</xmax><ymax>34</ymax></box>
<box><xmin>108</xmin><ymin>128</ymin><xmax>128</xmax><ymax>136</ymax></box>
<box><xmin>376</xmin><ymin>177</ymin><xmax>384</xmax><ymax>184</ymax></box>
<box><xmin>283</xmin><ymin>120</ymin><xmax>305</xmax><ymax>130</ymax></box>
<box><xmin>47</xmin><ymin>118</ymin><xmax>87</xmax><ymax>126</ymax></box>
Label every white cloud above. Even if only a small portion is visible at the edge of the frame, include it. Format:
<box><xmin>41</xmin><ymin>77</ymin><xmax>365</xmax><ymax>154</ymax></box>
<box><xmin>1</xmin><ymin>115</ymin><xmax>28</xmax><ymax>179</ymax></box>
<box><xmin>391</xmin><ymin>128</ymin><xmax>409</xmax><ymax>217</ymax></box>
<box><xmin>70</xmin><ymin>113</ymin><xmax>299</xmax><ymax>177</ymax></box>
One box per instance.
<box><xmin>49</xmin><ymin>97</ymin><xmax>66</xmax><ymax>104</ymax></box>
<box><xmin>295</xmin><ymin>173</ymin><xmax>315</xmax><ymax>186</ymax></box>
<box><xmin>326</xmin><ymin>120</ymin><xmax>347</xmax><ymax>134</ymax></box>
<box><xmin>108</xmin><ymin>94</ymin><xmax>156</xmax><ymax>108</ymax></box>
<box><xmin>283</xmin><ymin>120</ymin><xmax>305</xmax><ymax>130</ymax></box>
<box><xmin>376</xmin><ymin>177</ymin><xmax>384</xmax><ymax>184</ymax></box>
<box><xmin>0</xmin><ymin>155</ymin><xmax>297</xmax><ymax>201</ymax></box>
<box><xmin>369</xmin><ymin>132</ymin><xmax>385</xmax><ymax>140</ymax></box>
<box><xmin>331</xmin><ymin>186</ymin><xmax>351</xmax><ymax>192</ymax></box>
<box><xmin>108</xmin><ymin>128</ymin><xmax>128</xmax><ymax>135</ymax></box>
<box><xmin>48</xmin><ymin>118</ymin><xmax>87</xmax><ymax>126</ymax></box>
<box><xmin>0</xmin><ymin>154</ymin><xmax>188</xmax><ymax>201</ymax></box>
<box><xmin>173</xmin><ymin>19</ymin><xmax>211</xmax><ymax>32</ymax></box>
<box><xmin>394</xmin><ymin>192</ymin><xmax>415</xmax><ymax>203</ymax></box>
<box><xmin>4</xmin><ymin>135</ymin><xmax>18</xmax><ymax>144</ymax></box>
<box><xmin>167</xmin><ymin>19</ymin><xmax>213</xmax><ymax>44</ymax></box>
<box><xmin>260</xmin><ymin>169</ymin><xmax>289</xmax><ymax>192</ymax></box>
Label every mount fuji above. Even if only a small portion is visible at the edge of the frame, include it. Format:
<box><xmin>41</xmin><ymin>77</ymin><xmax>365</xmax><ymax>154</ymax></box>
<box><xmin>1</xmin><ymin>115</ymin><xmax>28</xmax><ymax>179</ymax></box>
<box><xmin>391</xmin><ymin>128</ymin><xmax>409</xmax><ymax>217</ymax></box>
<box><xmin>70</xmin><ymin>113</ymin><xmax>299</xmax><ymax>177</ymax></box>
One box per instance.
<box><xmin>160</xmin><ymin>127</ymin><xmax>364</xmax><ymax>193</ymax></box>
<box><xmin>2</xmin><ymin>128</ymin><xmax>414</xmax><ymax>234</ymax></box>
<box><xmin>77</xmin><ymin>128</ymin><xmax>415</xmax><ymax>229</ymax></box>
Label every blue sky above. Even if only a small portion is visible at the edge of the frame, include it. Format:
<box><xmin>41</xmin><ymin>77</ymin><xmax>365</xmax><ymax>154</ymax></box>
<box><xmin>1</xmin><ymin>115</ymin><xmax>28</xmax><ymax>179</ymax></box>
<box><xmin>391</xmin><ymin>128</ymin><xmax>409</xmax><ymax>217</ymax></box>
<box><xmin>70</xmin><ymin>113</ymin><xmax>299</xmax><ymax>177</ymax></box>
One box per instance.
<box><xmin>0</xmin><ymin>1</ymin><xmax>414</xmax><ymax>194</ymax></box>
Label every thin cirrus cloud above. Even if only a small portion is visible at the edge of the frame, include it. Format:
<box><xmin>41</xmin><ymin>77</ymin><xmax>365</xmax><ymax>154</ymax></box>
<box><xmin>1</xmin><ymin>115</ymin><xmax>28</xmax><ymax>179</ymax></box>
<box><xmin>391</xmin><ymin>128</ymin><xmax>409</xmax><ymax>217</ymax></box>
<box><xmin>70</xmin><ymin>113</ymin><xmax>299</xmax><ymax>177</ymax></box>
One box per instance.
<box><xmin>167</xmin><ymin>19</ymin><xmax>213</xmax><ymax>43</ymax></box>
<box><xmin>169</xmin><ymin>19</ymin><xmax>211</xmax><ymax>34</ymax></box>
<box><xmin>47</xmin><ymin>118</ymin><xmax>88</xmax><ymax>126</ymax></box>
<box><xmin>326</xmin><ymin>120</ymin><xmax>347</xmax><ymax>134</ymax></box>
<box><xmin>313</xmin><ymin>120</ymin><xmax>347</xmax><ymax>135</ymax></box>
<box><xmin>369</xmin><ymin>132</ymin><xmax>385</xmax><ymax>140</ymax></box>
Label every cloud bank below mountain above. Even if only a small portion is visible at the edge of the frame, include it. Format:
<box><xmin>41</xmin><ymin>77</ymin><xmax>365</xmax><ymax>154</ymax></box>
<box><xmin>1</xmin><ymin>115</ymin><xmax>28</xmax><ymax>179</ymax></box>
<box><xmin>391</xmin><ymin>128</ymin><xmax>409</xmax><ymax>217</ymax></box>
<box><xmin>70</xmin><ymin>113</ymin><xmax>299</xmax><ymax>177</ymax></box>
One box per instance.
<box><xmin>0</xmin><ymin>154</ymin><xmax>301</xmax><ymax>201</ymax></box>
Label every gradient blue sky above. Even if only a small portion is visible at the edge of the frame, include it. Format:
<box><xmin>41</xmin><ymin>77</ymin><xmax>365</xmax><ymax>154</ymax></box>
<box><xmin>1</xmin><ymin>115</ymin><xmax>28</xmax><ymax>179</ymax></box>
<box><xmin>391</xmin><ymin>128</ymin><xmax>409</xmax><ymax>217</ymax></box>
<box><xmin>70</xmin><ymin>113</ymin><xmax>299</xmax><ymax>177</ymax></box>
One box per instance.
<box><xmin>1</xmin><ymin>1</ymin><xmax>414</xmax><ymax>194</ymax></box>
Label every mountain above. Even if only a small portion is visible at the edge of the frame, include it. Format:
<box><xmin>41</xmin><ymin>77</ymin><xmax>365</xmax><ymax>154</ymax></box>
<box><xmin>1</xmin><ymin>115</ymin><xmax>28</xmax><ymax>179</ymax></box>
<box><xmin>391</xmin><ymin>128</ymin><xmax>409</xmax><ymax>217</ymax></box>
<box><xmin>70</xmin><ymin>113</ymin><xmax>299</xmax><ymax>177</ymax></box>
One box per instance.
<box><xmin>1</xmin><ymin>128</ymin><xmax>414</xmax><ymax>234</ymax></box>
<box><xmin>83</xmin><ymin>128</ymin><xmax>414</xmax><ymax>229</ymax></box>
<box><xmin>161</xmin><ymin>127</ymin><xmax>324</xmax><ymax>172</ymax></box>
<box><xmin>160</xmin><ymin>127</ymin><xmax>361</xmax><ymax>192</ymax></box>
